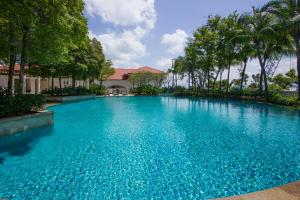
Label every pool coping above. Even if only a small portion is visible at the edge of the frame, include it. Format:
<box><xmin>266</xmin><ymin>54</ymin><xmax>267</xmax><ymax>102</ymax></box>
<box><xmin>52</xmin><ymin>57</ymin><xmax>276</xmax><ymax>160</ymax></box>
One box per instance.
<box><xmin>0</xmin><ymin>111</ymin><xmax>54</xmax><ymax>136</ymax></box>
<box><xmin>213</xmin><ymin>180</ymin><xmax>300</xmax><ymax>200</ymax></box>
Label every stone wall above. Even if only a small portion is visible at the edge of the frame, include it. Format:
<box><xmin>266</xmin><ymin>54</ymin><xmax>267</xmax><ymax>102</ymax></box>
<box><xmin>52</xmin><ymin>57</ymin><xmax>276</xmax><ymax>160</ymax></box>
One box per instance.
<box><xmin>0</xmin><ymin>111</ymin><xmax>54</xmax><ymax>136</ymax></box>
<box><xmin>46</xmin><ymin>94</ymin><xmax>96</xmax><ymax>103</ymax></box>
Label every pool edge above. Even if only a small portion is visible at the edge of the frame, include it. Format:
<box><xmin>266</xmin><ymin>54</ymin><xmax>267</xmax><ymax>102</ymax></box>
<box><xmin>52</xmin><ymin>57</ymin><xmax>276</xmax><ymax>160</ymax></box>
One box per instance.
<box><xmin>213</xmin><ymin>180</ymin><xmax>300</xmax><ymax>200</ymax></box>
<box><xmin>0</xmin><ymin>111</ymin><xmax>54</xmax><ymax>136</ymax></box>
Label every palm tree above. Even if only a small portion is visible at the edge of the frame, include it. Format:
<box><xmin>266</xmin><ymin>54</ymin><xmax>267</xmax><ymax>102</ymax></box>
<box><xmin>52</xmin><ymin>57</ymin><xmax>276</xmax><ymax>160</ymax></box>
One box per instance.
<box><xmin>262</xmin><ymin>0</ymin><xmax>300</xmax><ymax>99</ymax></box>
<box><xmin>217</xmin><ymin>13</ymin><xmax>239</xmax><ymax>94</ymax></box>
<box><xmin>235</xmin><ymin>13</ymin><xmax>256</xmax><ymax>91</ymax></box>
<box><xmin>239</xmin><ymin>7</ymin><xmax>289</xmax><ymax>101</ymax></box>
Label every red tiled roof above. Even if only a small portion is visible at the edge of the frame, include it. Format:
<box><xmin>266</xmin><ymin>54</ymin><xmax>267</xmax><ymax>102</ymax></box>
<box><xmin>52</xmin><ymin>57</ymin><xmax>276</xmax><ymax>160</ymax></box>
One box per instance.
<box><xmin>107</xmin><ymin>66</ymin><xmax>163</xmax><ymax>80</ymax></box>
<box><xmin>0</xmin><ymin>64</ymin><xmax>29</xmax><ymax>75</ymax></box>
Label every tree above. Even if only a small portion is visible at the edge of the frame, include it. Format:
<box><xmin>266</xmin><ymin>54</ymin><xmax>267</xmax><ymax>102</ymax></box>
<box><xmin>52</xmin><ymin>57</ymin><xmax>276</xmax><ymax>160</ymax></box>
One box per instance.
<box><xmin>193</xmin><ymin>24</ymin><xmax>218</xmax><ymax>92</ymax></box>
<box><xmin>240</xmin><ymin>7</ymin><xmax>291</xmax><ymax>101</ymax></box>
<box><xmin>263</xmin><ymin>0</ymin><xmax>300</xmax><ymax>98</ymax></box>
<box><xmin>129</xmin><ymin>72</ymin><xmax>165</xmax><ymax>88</ymax></box>
<box><xmin>217</xmin><ymin>13</ymin><xmax>240</xmax><ymax>94</ymax></box>
<box><xmin>269</xmin><ymin>68</ymin><xmax>297</xmax><ymax>90</ymax></box>
<box><xmin>98</xmin><ymin>60</ymin><xmax>114</xmax><ymax>86</ymax></box>
<box><xmin>87</xmin><ymin>38</ymin><xmax>105</xmax><ymax>83</ymax></box>
<box><xmin>0</xmin><ymin>1</ymin><xmax>21</xmax><ymax>96</ymax></box>
<box><xmin>0</xmin><ymin>0</ymin><xmax>89</xmax><ymax>95</ymax></box>
<box><xmin>184</xmin><ymin>41</ymin><xmax>198</xmax><ymax>90</ymax></box>
<box><xmin>286</xmin><ymin>68</ymin><xmax>297</xmax><ymax>83</ymax></box>
<box><xmin>235</xmin><ymin>13</ymin><xmax>256</xmax><ymax>91</ymax></box>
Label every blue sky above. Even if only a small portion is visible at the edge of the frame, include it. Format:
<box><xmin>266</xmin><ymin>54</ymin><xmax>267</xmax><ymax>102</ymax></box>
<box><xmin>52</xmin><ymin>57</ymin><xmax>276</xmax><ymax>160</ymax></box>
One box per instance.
<box><xmin>85</xmin><ymin>0</ymin><xmax>295</xmax><ymax>79</ymax></box>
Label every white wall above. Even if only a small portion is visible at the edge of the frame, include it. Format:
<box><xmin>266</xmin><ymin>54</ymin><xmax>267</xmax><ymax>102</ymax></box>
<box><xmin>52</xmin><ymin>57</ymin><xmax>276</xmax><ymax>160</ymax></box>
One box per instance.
<box><xmin>0</xmin><ymin>75</ymin><xmax>40</xmax><ymax>94</ymax></box>
<box><xmin>0</xmin><ymin>75</ymin><xmax>89</xmax><ymax>94</ymax></box>
<box><xmin>102</xmin><ymin>80</ymin><xmax>132</xmax><ymax>91</ymax></box>
<box><xmin>0</xmin><ymin>75</ymin><xmax>8</xmax><ymax>88</ymax></box>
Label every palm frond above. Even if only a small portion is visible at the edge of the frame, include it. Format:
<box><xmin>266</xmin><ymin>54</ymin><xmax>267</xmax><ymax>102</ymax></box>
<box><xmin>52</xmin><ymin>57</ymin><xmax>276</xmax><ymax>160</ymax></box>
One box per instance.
<box><xmin>261</xmin><ymin>0</ymin><xmax>286</xmax><ymax>11</ymax></box>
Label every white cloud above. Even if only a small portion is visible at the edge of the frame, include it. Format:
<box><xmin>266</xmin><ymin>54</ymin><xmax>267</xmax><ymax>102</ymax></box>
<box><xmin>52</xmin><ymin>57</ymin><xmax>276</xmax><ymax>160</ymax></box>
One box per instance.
<box><xmin>86</xmin><ymin>0</ymin><xmax>156</xmax><ymax>29</ymax></box>
<box><xmin>156</xmin><ymin>57</ymin><xmax>172</xmax><ymax>71</ymax></box>
<box><xmin>90</xmin><ymin>28</ymin><xmax>147</xmax><ymax>66</ymax></box>
<box><xmin>86</xmin><ymin>0</ymin><xmax>157</xmax><ymax>66</ymax></box>
<box><xmin>161</xmin><ymin>29</ymin><xmax>188</xmax><ymax>55</ymax></box>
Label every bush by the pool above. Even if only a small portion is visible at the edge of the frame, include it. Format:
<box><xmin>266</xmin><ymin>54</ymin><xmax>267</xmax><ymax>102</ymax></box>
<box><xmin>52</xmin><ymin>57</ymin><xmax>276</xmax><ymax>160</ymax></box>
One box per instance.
<box><xmin>0</xmin><ymin>88</ymin><xmax>46</xmax><ymax>118</ymax></box>
<box><xmin>42</xmin><ymin>86</ymin><xmax>92</xmax><ymax>97</ymax></box>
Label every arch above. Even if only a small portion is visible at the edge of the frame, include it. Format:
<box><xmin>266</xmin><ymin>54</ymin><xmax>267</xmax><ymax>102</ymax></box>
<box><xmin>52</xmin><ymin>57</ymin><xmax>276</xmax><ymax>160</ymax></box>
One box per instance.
<box><xmin>107</xmin><ymin>85</ymin><xmax>126</xmax><ymax>89</ymax></box>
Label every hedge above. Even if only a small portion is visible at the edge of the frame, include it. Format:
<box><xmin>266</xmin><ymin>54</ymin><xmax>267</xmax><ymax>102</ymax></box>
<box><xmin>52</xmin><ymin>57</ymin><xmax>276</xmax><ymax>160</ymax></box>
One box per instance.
<box><xmin>0</xmin><ymin>88</ymin><xmax>46</xmax><ymax>118</ymax></box>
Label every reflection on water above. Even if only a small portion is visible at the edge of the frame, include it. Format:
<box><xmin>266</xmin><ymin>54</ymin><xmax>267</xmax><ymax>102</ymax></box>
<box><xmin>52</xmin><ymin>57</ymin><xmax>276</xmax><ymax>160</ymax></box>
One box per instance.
<box><xmin>169</xmin><ymin>97</ymin><xmax>300</xmax><ymax>118</ymax></box>
<box><xmin>0</xmin><ymin>126</ymin><xmax>54</xmax><ymax>164</ymax></box>
<box><xmin>0</xmin><ymin>97</ymin><xmax>299</xmax><ymax>199</ymax></box>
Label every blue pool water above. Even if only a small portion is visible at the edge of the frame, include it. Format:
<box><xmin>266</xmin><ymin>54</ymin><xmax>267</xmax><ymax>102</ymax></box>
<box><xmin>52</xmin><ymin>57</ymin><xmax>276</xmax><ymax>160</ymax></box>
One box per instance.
<box><xmin>0</xmin><ymin>97</ymin><xmax>299</xmax><ymax>199</ymax></box>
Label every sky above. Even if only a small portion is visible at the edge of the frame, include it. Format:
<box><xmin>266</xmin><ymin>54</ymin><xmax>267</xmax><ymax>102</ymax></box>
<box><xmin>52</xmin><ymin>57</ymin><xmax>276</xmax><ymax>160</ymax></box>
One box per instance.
<box><xmin>85</xmin><ymin>0</ymin><xmax>296</xmax><ymax>80</ymax></box>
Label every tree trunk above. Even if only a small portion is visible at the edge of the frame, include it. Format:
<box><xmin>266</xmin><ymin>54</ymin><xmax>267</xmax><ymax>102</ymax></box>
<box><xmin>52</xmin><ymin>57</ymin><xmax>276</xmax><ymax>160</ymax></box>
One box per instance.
<box><xmin>219</xmin><ymin>71</ymin><xmax>223</xmax><ymax>91</ymax></box>
<box><xmin>259</xmin><ymin>69</ymin><xmax>263</xmax><ymax>93</ymax></box>
<box><xmin>240</xmin><ymin>59</ymin><xmax>247</xmax><ymax>91</ymax></box>
<box><xmin>295</xmin><ymin>37</ymin><xmax>300</xmax><ymax>99</ymax></box>
<box><xmin>72</xmin><ymin>75</ymin><xmax>76</xmax><ymax>89</ymax></box>
<box><xmin>7</xmin><ymin>20</ymin><xmax>16</xmax><ymax>96</ymax></box>
<box><xmin>51</xmin><ymin>76</ymin><xmax>54</xmax><ymax>96</ymax></box>
<box><xmin>191</xmin><ymin>70</ymin><xmax>195</xmax><ymax>90</ymax></box>
<box><xmin>257</xmin><ymin>49</ymin><xmax>268</xmax><ymax>101</ymax></box>
<box><xmin>19</xmin><ymin>29</ymin><xmax>28</xmax><ymax>94</ymax></box>
<box><xmin>188</xmin><ymin>71</ymin><xmax>190</xmax><ymax>90</ymax></box>
<box><xmin>207</xmin><ymin>69</ymin><xmax>210</xmax><ymax>93</ymax></box>
<box><xmin>8</xmin><ymin>46</ymin><xmax>16</xmax><ymax>96</ymax></box>
<box><xmin>59</xmin><ymin>76</ymin><xmax>62</xmax><ymax>96</ymax></box>
<box><xmin>262</xmin><ymin>67</ymin><xmax>268</xmax><ymax>102</ymax></box>
<box><xmin>226</xmin><ymin>65</ymin><xmax>231</xmax><ymax>94</ymax></box>
<box><xmin>213</xmin><ymin>69</ymin><xmax>220</xmax><ymax>91</ymax></box>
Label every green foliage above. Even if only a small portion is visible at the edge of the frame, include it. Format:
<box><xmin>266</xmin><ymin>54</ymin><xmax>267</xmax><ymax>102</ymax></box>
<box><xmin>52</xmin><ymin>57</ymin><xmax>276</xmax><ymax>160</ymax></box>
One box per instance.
<box><xmin>89</xmin><ymin>84</ymin><xmax>107</xmax><ymax>95</ymax></box>
<box><xmin>131</xmin><ymin>85</ymin><xmax>162</xmax><ymax>96</ymax></box>
<box><xmin>165</xmin><ymin>2</ymin><xmax>298</xmax><ymax>101</ymax></box>
<box><xmin>269</xmin><ymin>93</ymin><xmax>298</xmax><ymax>106</ymax></box>
<box><xmin>263</xmin><ymin>0</ymin><xmax>300</xmax><ymax>98</ymax></box>
<box><xmin>42</xmin><ymin>87</ymin><xmax>91</xmax><ymax>96</ymax></box>
<box><xmin>129</xmin><ymin>72</ymin><xmax>166</xmax><ymax>88</ymax></box>
<box><xmin>0</xmin><ymin>88</ymin><xmax>45</xmax><ymax>118</ymax></box>
<box><xmin>98</xmin><ymin>60</ymin><xmax>114</xmax><ymax>85</ymax></box>
<box><xmin>269</xmin><ymin>69</ymin><xmax>298</xmax><ymax>90</ymax></box>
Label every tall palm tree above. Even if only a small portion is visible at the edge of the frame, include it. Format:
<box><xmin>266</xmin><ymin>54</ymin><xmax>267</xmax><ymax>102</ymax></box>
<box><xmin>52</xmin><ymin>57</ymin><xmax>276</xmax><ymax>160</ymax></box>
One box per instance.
<box><xmin>235</xmin><ymin>13</ymin><xmax>256</xmax><ymax>91</ymax></box>
<box><xmin>262</xmin><ymin>0</ymin><xmax>300</xmax><ymax>99</ymax></box>
<box><xmin>239</xmin><ymin>7</ymin><xmax>289</xmax><ymax>101</ymax></box>
<box><xmin>218</xmin><ymin>13</ymin><xmax>239</xmax><ymax>94</ymax></box>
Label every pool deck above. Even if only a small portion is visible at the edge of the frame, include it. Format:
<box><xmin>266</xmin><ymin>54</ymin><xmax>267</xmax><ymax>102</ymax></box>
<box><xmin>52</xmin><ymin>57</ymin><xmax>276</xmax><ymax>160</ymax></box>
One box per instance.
<box><xmin>214</xmin><ymin>181</ymin><xmax>300</xmax><ymax>200</ymax></box>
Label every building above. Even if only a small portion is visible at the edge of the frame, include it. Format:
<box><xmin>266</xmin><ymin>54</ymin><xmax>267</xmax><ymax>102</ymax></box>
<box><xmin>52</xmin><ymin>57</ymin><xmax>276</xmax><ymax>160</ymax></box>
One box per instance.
<box><xmin>0</xmin><ymin>64</ymin><xmax>163</xmax><ymax>95</ymax></box>
<box><xmin>0</xmin><ymin>63</ymin><xmax>42</xmax><ymax>94</ymax></box>
<box><xmin>102</xmin><ymin>66</ymin><xmax>164</xmax><ymax>95</ymax></box>
<box><xmin>0</xmin><ymin>64</ymin><xmax>88</xmax><ymax>94</ymax></box>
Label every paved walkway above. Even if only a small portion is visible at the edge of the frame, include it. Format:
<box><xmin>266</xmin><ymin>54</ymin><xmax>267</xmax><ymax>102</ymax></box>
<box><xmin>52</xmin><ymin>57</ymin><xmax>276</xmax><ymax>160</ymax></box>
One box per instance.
<box><xmin>214</xmin><ymin>181</ymin><xmax>300</xmax><ymax>200</ymax></box>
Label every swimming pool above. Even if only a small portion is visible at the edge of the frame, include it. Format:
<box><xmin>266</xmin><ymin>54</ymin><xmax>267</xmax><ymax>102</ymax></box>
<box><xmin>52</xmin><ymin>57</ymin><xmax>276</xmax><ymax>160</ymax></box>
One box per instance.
<box><xmin>0</xmin><ymin>97</ymin><xmax>299</xmax><ymax>199</ymax></box>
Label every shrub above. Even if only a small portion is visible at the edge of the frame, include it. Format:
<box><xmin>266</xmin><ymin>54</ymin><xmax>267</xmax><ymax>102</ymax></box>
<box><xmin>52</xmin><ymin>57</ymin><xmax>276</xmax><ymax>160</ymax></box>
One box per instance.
<box><xmin>162</xmin><ymin>86</ymin><xmax>187</xmax><ymax>94</ymax></box>
<box><xmin>90</xmin><ymin>84</ymin><xmax>107</xmax><ymax>95</ymax></box>
<box><xmin>42</xmin><ymin>86</ymin><xmax>91</xmax><ymax>96</ymax></box>
<box><xmin>269</xmin><ymin>93</ymin><xmax>298</xmax><ymax>106</ymax></box>
<box><xmin>172</xmin><ymin>88</ymin><xmax>300</xmax><ymax>107</ymax></box>
<box><xmin>0</xmin><ymin>88</ymin><xmax>46</xmax><ymax>118</ymax></box>
<box><xmin>131</xmin><ymin>85</ymin><xmax>162</xmax><ymax>95</ymax></box>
